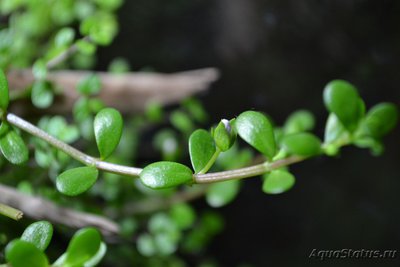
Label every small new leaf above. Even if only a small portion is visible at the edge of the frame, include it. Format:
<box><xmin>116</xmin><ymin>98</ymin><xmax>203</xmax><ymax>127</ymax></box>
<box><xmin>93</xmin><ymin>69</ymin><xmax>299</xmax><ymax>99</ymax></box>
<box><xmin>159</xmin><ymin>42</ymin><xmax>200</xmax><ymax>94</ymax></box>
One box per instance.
<box><xmin>21</xmin><ymin>221</ymin><xmax>53</xmax><ymax>251</ymax></box>
<box><xmin>56</xmin><ymin>167</ymin><xmax>99</xmax><ymax>196</ymax></box>
<box><xmin>189</xmin><ymin>129</ymin><xmax>216</xmax><ymax>173</ymax></box>
<box><xmin>323</xmin><ymin>80</ymin><xmax>362</xmax><ymax>132</ymax></box>
<box><xmin>94</xmin><ymin>108</ymin><xmax>123</xmax><ymax>159</ymax></box>
<box><xmin>5</xmin><ymin>239</ymin><xmax>49</xmax><ymax>267</ymax></box>
<box><xmin>0</xmin><ymin>129</ymin><xmax>29</xmax><ymax>165</ymax></box>
<box><xmin>263</xmin><ymin>170</ymin><xmax>295</xmax><ymax>194</ymax></box>
<box><xmin>213</xmin><ymin>119</ymin><xmax>236</xmax><ymax>152</ymax></box>
<box><xmin>235</xmin><ymin>111</ymin><xmax>276</xmax><ymax>160</ymax></box>
<box><xmin>281</xmin><ymin>132</ymin><xmax>321</xmax><ymax>156</ymax></box>
<box><xmin>0</xmin><ymin>69</ymin><xmax>9</xmax><ymax>112</ymax></box>
<box><xmin>140</xmin><ymin>161</ymin><xmax>194</xmax><ymax>189</ymax></box>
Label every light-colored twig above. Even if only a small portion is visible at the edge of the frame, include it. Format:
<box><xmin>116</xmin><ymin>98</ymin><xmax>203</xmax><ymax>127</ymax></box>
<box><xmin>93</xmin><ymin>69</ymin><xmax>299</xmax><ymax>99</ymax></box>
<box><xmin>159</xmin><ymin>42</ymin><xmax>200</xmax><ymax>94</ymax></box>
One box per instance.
<box><xmin>0</xmin><ymin>184</ymin><xmax>119</xmax><ymax>236</ymax></box>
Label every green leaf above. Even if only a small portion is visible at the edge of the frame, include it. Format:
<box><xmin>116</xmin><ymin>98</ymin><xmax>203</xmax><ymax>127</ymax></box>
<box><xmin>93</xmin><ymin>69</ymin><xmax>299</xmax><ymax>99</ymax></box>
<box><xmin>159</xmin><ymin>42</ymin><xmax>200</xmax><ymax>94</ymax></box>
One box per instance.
<box><xmin>56</xmin><ymin>167</ymin><xmax>99</xmax><ymax>196</ymax></box>
<box><xmin>182</xmin><ymin>98</ymin><xmax>208</xmax><ymax>123</ymax></box>
<box><xmin>76</xmin><ymin>39</ymin><xmax>97</xmax><ymax>55</ymax></box>
<box><xmin>235</xmin><ymin>111</ymin><xmax>276</xmax><ymax>160</ymax></box>
<box><xmin>263</xmin><ymin>170</ymin><xmax>295</xmax><ymax>194</ymax></box>
<box><xmin>145</xmin><ymin>101</ymin><xmax>163</xmax><ymax>123</ymax></box>
<box><xmin>323</xmin><ymin>80</ymin><xmax>362</xmax><ymax>131</ymax></box>
<box><xmin>140</xmin><ymin>161</ymin><xmax>194</xmax><ymax>189</ymax></box>
<box><xmin>5</xmin><ymin>239</ymin><xmax>49</xmax><ymax>267</ymax></box>
<box><xmin>284</xmin><ymin>110</ymin><xmax>315</xmax><ymax>134</ymax></box>
<box><xmin>32</xmin><ymin>60</ymin><xmax>47</xmax><ymax>80</ymax></box>
<box><xmin>281</xmin><ymin>132</ymin><xmax>321</xmax><ymax>156</ymax></box>
<box><xmin>170</xmin><ymin>110</ymin><xmax>194</xmax><ymax>134</ymax></box>
<box><xmin>206</xmin><ymin>180</ymin><xmax>240</xmax><ymax>208</ymax></box>
<box><xmin>364</xmin><ymin>103</ymin><xmax>398</xmax><ymax>138</ymax></box>
<box><xmin>137</xmin><ymin>233</ymin><xmax>157</xmax><ymax>256</ymax></box>
<box><xmin>31</xmin><ymin>81</ymin><xmax>54</xmax><ymax>109</ymax></box>
<box><xmin>0</xmin><ymin>129</ymin><xmax>29</xmax><ymax>164</ymax></box>
<box><xmin>64</xmin><ymin>228</ymin><xmax>102</xmax><ymax>267</ymax></box>
<box><xmin>21</xmin><ymin>221</ymin><xmax>53</xmax><ymax>251</ymax></box>
<box><xmin>0</xmin><ymin>69</ymin><xmax>9</xmax><ymax>112</ymax></box>
<box><xmin>170</xmin><ymin>203</ymin><xmax>196</xmax><ymax>230</ymax></box>
<box><xmin>324</xmin><ymin>113</ymin><xmax>349</xmax><ymax>144</ymax></box>
<box><xmin>55</xmin><ymin>28</ymin><xmax>75</xmax><ymax>47</ymax></box>
<box><xmin>189</xmin><ymin>129</ymin><xmax>216</xmax><ymax>173</ymax></box>
<box><xmin>77</xmin><ymin>74</ymin><xmax>101</xmax><ymax>95</ymax></box>
<box><xmin>212</xmin><ymin>119</ymin><xmax>236</xmax><ymax>152</ymax></box>
<box><xmin>94</xmin><ymin>108</ymin><xmax>123</xmax><ymax>159</ymax></box>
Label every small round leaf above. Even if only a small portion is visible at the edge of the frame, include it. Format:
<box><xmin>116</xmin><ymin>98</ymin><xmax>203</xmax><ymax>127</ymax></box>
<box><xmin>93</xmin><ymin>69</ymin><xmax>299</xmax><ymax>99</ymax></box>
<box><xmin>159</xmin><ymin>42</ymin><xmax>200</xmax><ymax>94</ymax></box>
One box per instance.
<box><xmin>324</xmin><ymin>113</ymin><xmax>349</xmax><ymax>144</ymax></box>
<box><xmin>0</xmin><ymin>129</ymin><xmax>29</xmax><ymax>165</ymax></box>
<box><xmin>284</xmin><ymin>110</ymin><xmax>315</xmax><ymax>134</ymax></box>
<box><xmin>31</xmin><ymin>81</ymin><xmax>54</xmax><ymax>109</ymax></box>
<box><xmin>64</xmin><ymin>228</ymin><xmax>102</xmax><ymax>267</ymax></box>
<box><xmin>364</xmin><ymin>103</ymin><xmax>398</xmax><ymax>138</ymax></box>
<box><xmin>94</xmin><ymin>108</ymin><xmax>123</xmax><ymax>159</ymax></box>
<box><xmin>5</xmin><ymin>239</ymin><xmax>49</xmax><ymax>267</ymax></box>
<box><xmin>235</xmin><ymin>111</ymin><xmax>276</xmax><ymax>160</ymax></box>
<box><xmin>140</xmin><ymin>161</ymin><xmax>194</xmax><ymax>189</ymax></box>
<box><xmin>21</xmin><ymin>221</ymin><xmax>53</xmax><ymax>251</ymax></box>
<box><xmin>189</xmin><ymin>129</ymin><xmax>216</xmax><ymax>173</ymax></box>
<box><xmin>281</xmin><ymin>132</ymin><xmax>321</xmax><ymax>156</ymax></box>
<box><xmin>170</xmin><ymin>203</ymin><xmax>196</xmax><ymax>230</ymax></box>
<box><xmin>263</xmin><ymin>170</ymin><xmax>295</xmax><ymax>194</ymax></box>
<box><xmin>56</xmin><ymin>167</ymin><xmax>99</xmax><ymax>196</ymax></box>
<box><xmin>206</xmin><ymin>180</ymin><xmax>240</xmax><ymax>208</ymax></box>
<box><xmin>77</xmin><ymin>74</ymin><xmax>101</xmax><ymax>95</ymax></box>
<box><xmin>0</xmin><ymin>69</ymin><xmax>9</xmax><ymax>111</ymax></box>
<box><xmin>323</xmin><ymin>80</ymin><xmax>362</xmax><ymax>131</ymax></box>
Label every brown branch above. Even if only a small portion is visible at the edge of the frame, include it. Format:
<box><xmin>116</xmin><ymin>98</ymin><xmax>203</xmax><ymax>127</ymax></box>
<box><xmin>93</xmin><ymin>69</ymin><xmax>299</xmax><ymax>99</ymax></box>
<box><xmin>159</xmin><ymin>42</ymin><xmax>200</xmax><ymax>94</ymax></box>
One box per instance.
<box><xmin>0</xmin><ymin>184</ymin><xmax>119</xmax><ymax>236</ymax></box>
<box><xmin>7</xmin><ymin>68</ymin><xmax>219</xmax><ymax>115</ymax></box>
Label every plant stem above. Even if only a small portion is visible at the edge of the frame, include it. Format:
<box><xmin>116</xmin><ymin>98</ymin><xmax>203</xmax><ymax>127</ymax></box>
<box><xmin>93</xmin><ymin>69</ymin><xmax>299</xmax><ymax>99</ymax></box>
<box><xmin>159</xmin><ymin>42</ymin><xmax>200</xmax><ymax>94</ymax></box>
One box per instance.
<box><xmin>46</xmin><ymin>37</ymin><xmax>91</xmax><ymax>70</ymax></box>
<box><xmin>7</xmin><ymin>113</ymin><xmax>307</xmax><ymax>184</ymax></box>
<box><xmin>6</xmin><ymin>113</ymin><xmax>142</xmax><ymax>176</ymax></box>
<box><xmin>194</xmin><ymin>155</ymin><xmax>305</xmax><ymax>183</ymax></box>
<box><xmin>0</xmin><ymin>203</ymin><xmax>23</xmax><ymax>220</ymax></box>
<box><xmin>198</xmin><ymin>148</ymin><xmax>221</xmax><ymax>174</ymax></box>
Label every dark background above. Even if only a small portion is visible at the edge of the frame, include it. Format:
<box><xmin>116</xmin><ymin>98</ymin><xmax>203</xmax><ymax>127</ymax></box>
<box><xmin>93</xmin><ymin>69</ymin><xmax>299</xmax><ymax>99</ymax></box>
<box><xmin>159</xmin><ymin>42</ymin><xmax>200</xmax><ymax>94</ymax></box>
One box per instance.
<box><xmin>98</xmin><ymin>0</ymin><xmax>400</xmax><ymax>266</ymax></box>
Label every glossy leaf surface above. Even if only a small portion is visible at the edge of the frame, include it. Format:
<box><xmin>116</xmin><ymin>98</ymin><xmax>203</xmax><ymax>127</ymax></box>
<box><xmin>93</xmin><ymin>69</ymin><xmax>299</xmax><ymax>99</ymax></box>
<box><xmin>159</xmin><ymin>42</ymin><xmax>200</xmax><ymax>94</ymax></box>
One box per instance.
<box><xmin>0</xmin><ymin>129</ymin><xmax>29</xmax><ymax>164</ymax></box>
<box><xmin>94</xmin><ymin>108</ymin><xmax>123</xmax><ymax>159</ymax></box>
<box><xmin>140</xmin><ymin>161</ymin><xmax>193</xmax><ymax>189</ymax></box>
<box><xmin>21</xmin><ymin>221</ymin><xmax>53</xmax><ymax>251</ymax></box>
<box><xmin>235</xmin><ymin>111</ymin><xmax>276</xmax><ymax>160</ymax></box>
<box><xmin>56</xmin><ymin>167</ymin><xmax>99</xmax><ymax>196</ymax></box>
<box><xmin>189</xmin><ymin>129</ymin><xmax>216</xmax><ymax>173</ymax></box>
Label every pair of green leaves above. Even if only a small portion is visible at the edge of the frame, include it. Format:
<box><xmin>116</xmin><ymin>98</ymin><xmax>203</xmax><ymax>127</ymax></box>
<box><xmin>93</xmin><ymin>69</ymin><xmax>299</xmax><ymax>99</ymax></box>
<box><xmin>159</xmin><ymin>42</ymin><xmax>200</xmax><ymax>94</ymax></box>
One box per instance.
<box><xmin>323</xmin><ymin>80</ymin><xmax>364</xmax><ymax>132</ymax></box>
<box><xmin>5</xmin><ymin>221</ymin><xmax>53</xmax><ymax>267</ymax></box>
<box><xmin>6</xmin><ymin>222</ymin><xmax>105</xmax><ymax>267</ymax></box>
<box><xmin>56</xmin><ymin>107</ymin><xmax>123</xmax><ymax>196</ymax></box>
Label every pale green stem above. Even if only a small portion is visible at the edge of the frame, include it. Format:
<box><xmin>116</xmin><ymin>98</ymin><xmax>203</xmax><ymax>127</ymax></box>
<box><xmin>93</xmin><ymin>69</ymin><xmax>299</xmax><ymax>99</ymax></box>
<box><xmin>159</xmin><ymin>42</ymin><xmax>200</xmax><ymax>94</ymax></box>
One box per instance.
<box><xmin>0</xmin><ymin>203</ymin><xmax>23</xmax><ymax>220</ymax></box>
<box><xmin>197</xmin><ymin>148</ymin><xmax>221</xmax><ymax>174</ymax></box>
